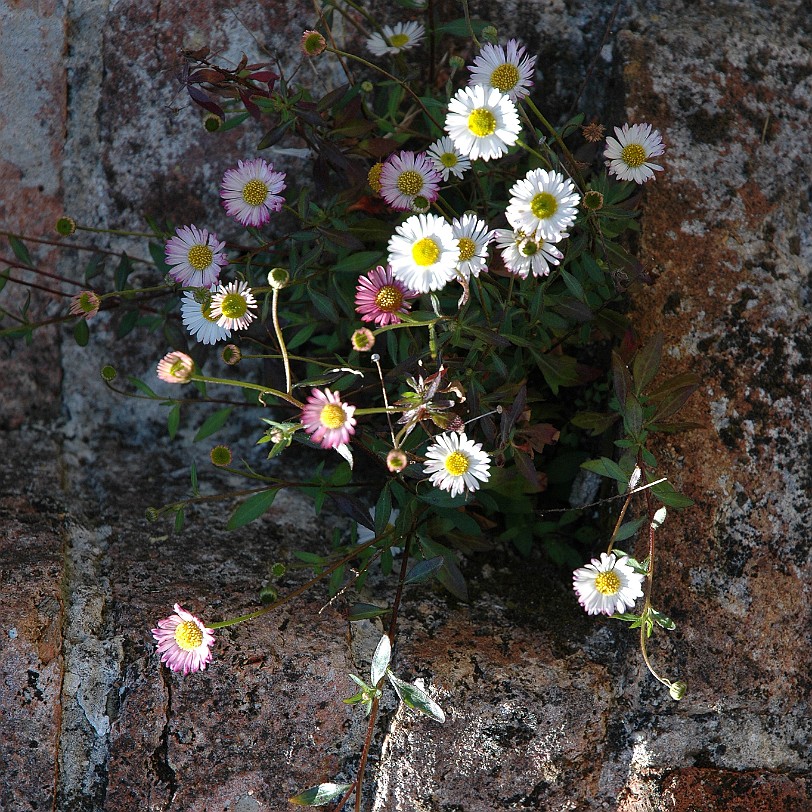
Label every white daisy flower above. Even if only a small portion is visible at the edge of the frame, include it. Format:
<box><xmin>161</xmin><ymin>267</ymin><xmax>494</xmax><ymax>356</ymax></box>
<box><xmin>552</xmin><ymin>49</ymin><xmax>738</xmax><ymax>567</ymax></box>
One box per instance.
<box><xmin>366</xmin><ymin>21</ymin><xmax>425</xmax><ymax>56</ymax></box>
<box><xmin>493</xmin><ymin>228</ymin><xmax>563</xmax><ymax>278</ymax></box>
<box><xmin>220</xmin><ymin>158</ymin><xmax>287</xmax><ymax>227</ymax></box>
<box><xmin>445</xmin><ymin>84</ymin><xmax>521</xmax><ymax>162</ymax></box>
<box><xmin>164</xmin><ymin>225</ymin><xmax>228</xmax><ymax>289</ymax></box>
<box><xmin>387</xmin><ymin>213</ymin><xmax>460</xmax><ymax>293</ymax></box>
<box><xmin>181</xmin><ymin>290</ymin><xmax>232</xmax><ymax>345</ymax></box>
<box><xmin>468</xmin><ymin>39</ymin><xmax>536</xmax><ymax>102</ymax></box>
<box><xmin>423</xmin><ymin>432</ymin><xmax>491</xmax><ymax>498</ymax></box>
<box><xmin>426</xmin><ymin>136</ymin><xmax>471</xmax><ymax>181</ymax></box>
<box><xmin>209</xmin><ymin>280</ymin><xmax>258</xmax><ymax>331</ymax></box>
<box><xmin>604</xmin><ymin>122</ymin><xmax>666</xmax><ymax>183</ymax></box>
<box><xmin>379</xmin><ymin>151</ymin><xmax>441</xmax><ymax>212</ymax></box>
<box><xmin>572</xmin><ymin>552</ymin><xmax>645</xmax><ymax>616</ymax></box>
<box><xmin>505</xmin><ymin>168</ymin><xmax>580</xmax><ymax>243</ymax></box>
<box><xmin>452</xmin><ymin>213</ymin><xmax>492</xmax><ymax>280</ymax></box>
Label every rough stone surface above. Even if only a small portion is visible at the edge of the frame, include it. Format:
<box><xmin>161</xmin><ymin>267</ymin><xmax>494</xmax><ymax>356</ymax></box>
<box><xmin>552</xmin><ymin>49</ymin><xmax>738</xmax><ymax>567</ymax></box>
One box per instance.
<box><xmin>1</xmin><ymin>0</ymin><xmax>811</xmax><ymax>810</ymax></box>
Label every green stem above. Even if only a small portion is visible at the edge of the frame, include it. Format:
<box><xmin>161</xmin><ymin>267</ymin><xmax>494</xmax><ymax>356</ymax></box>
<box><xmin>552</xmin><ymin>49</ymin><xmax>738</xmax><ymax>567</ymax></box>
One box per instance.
<box><xmin>271</xmin><ymin>287</ymin><xmax>292</xmax><ymax>394</ymax></box>
<box><xmin>523</xmin><ymin>97</ymin><xmax>586</xmax><ymax>190</ymax></box>
<box><xmin>192</xmin><ymin>374</ymin><xmax>303</xmax><ymax>409</ymax></box>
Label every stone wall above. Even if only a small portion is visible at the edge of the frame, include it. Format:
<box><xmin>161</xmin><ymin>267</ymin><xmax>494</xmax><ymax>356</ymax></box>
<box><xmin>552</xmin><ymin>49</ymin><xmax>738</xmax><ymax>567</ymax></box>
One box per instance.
<box><xmin>1</xmin><ymin>0</ymin><xmax>810</xmax><ymax>809</ymax></box>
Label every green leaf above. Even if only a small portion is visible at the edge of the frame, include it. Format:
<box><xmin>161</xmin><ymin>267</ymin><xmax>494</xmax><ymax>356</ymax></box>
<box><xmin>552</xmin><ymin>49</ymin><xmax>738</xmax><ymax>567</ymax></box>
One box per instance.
<box><xmin>533</xmin><ymin>352</ymin><xmax>580</xmax><ymax>394</ymax></box>
<box><xmin>404</xmin><ymin>556</ymin><xmax>444</xmax><ymax>585</ymax></box>
<box><xmin>650</xmin><ymin>481</ymin><xmax>694</xmax><ymax>508</ymax></box>
<box><xmin>570</xmin><ymin>410</ymin><xmax>620</xmax><ymax>435</ymax></box>
<box><xmin>9</xmin><ymin>236</ymin><xmax>32</xmax><ymax>266</ymax></box>
<box><xmin>623</xmin><ymin>395</ymin><xmax>644</xmax><ymax>437</ymax></box>
<box><xmin>307</xmin><ymin>286</ymin><xmax>338</xmax><ymax>322</ymax></box>
<box><xmin>127</xmin><ymin>375</ymin><xmax>160</xmax><ymax>398</ymax></box>
<box><xmin>650</xmin><ymin>608</ymin><xmax>676</xmax><ymax>630</ymax></box>
<box><xmin>632</xmin><ymin>332</ymin><xmax>663</xmax><ymax>394</ymax></box>
<box><xmin>370</xmin><ymin>635</ymin><xmax>391</xmax><ymax>686</ymax></box>
<box><xmin>613</xmin><ymin>515</ymin><xmax>646</xmax><ymax>542</ymax></box>
<box><xmin>374</xmin><ymin>485</ymin><xmax>393</xmax><ymax>536</ymax></box>
<box><xmin>173</xmin><ymin>508</ymin><xmax>185</xmax><ymax>533</ymax></box>
<box><xmin>167</xmin><ymin>403</ymin><xmax>180</xmax><ymax>439</ymax></box>
<box><xmin>73</xmin><ymin>318</ymin><xmax>89</xmax><ymax>347</ymax></box>
<box><xmin>116</xmin><ymin>308</ymin><xmax>139</xmax><ymax>339</ymax></box>
<box><xmin>581</xmin><ymin>456</ymin><xmax>628</xmax><ymax>485</ymax></box>
<box><xmin>149</xmin><ymin>241</ymin><xmax>171</xmax><ymax>276</ymax></box>
<box><xmin>114</xmin><ymin>252</ymin><xmax>133</xmax><ymax>291</ymax></box>
<box><xmin>386</xmin><ymin>672</ymin><xmax>445</xmax><ymax>723</ymax></box>
<box><xmin>226</xmin><ymin>488</ymin><xmax>277</xmax><ymax>530</ymax></box>
<box><xmin>347</xmin><ymin>603</ymin><xmax>390</xmax><ymax>621</ymax></box>
<box><xmin>194</xmin><ymin>407</ymin><xmax>232</xmax><ymax>442</ymax></box>
<box><xmin>190</xmin><ymin>459</ymin><xmax>199</xmax><ymax>495</ymax></box>
<box><xmin>289</xmin><ymin>783</ymin><xmax>352</xmax><ymax>807</ymax></box>
<box><xmin>559</xmin><ymin>268</ymin><xmax>586</xmax><ymax>302</ymax></box>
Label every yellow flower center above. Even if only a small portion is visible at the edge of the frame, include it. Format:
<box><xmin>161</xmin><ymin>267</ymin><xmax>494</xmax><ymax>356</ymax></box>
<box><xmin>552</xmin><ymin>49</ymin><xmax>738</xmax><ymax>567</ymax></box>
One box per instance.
<box><xmin>389</xmin><ymin>33</ymin><xmax>409</xmax><ymax>48</ymax></box>
<box><xmin>242</xmin><ymin>178</ymin><xmax>269</xmax><ymax>206</ymax></box>
<box><xmin>490</xmin><ymin>63</ymin><xmax>520</xmax><ymax>93</ymax></box>
<box><xmin>620</xmin><ymin>143</ymin><xmax>647</xmax><ymax>168</ymax></box>
<box><xmin>594</xmin><ymin>571</ymin><xmax>621</xmax><ymax>596</ymax></box>
<box><xmin>220</xmin><ymin>292</ymin><xmax>247</xmax><ymax>319</ymax></box>
<box><xmin>397</xmin><ymin>170</ymin><xmax>424</xmax><ymax>196</ymax></box>
<box><xmin>174</xmin><ymin>619</ymin><xmax>203</xmax><ymax>650</ymax></box>
<box><xmin>200</xmin><ymin>300</ymin><xmax>218</xmax><ymax>323</ymax></box>
<box><xmin>468</xmin><ymin>107</ymin><xmax>497</xmax><ymax>137</ymax></box>
<box><xmin>412</xmin><ymin>237</ymin><xmax>441</xmax><ymax>266</ymax></box>
<box><xmin>444</xmin><ymin>450</ymin><xmax>470</xmax><ymax>476</ymax></box>
<box><xmin>320</xmin><ymin>402</ymin><xmax>346</xmax><ymax>429</ymax></box>
<box><xmin>375</xmin><ymin>284</ymin><xmax>403</xmax><ymax>312</ymax></box>
<box><xmin>530</xmin><ymin>192</ymin><xmax>558</xmax><ymax>220</ymax></box>
<box><xmin>440</xmin><ymin>152</ymin><xmax>458</xmax><ymax>168</ymax></box>
<box><xmin>458</xmin><ymin>237</ymin><xmax>476</xmax><ymax>262</ymax></box>
<box><xmin>368</xmin><ymin>162</ymin><xmax>384</xmax><ymax>193</ymax></box>
<box><xmin>187</xmin><ymin>244</ymin><xmax>214</xmax><ymax>271</ymax></box>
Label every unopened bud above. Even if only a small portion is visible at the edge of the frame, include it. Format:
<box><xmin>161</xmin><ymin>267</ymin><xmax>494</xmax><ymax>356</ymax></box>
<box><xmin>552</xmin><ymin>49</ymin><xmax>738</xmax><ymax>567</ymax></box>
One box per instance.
<box><xmin>55</xmin><ymin>216</ymin><xmax>77</xmax><ymax>236</ymax></box>
<box><xmin>203</xmin><ymin>113</ymin><xmax>222</xmax><ymax>132</ymax></box>
<box><xmin>268</xmin><ymin>267</ymin><xmax>289</xmax><ymax>289</ymax></box>
<box><xmin>669</xmin><ymin>681</ymin><xmax>687</xmax><ymax>701</ymax></box>
<box><xmin>222</xmin><ymin>344</ymin><xmax>241</xmax><ymax>365</ymax></box>
<box><xmin>481</xmin><ymin>26</ymin><xmax>498</xmax><ymax>44</ymax></box>
<box><xmin>100</xmin><ymin>365</ymin><xmax>117</xmax><ymax>382</ymax></box>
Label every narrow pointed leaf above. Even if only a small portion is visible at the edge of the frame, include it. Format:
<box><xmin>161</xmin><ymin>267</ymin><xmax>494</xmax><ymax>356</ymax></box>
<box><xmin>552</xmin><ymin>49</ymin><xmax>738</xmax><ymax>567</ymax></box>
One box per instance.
<box><xmin>289</xmin><ymin>783</ymin><xmax>353</xmax><ymax>807</ymax></box>
<box><xmin>370</xmin><ymin>635</ymin><xmax>391</xmax><ymax>686</ymax></box>
<box><xmin>386</xmin><ymin>672</ymin><xmax>445</xmax><ymax>723</ymax></box>
<box><xmin>227</xmin><ymin>489</ymin><xmax>277</xmax><ymax>530</ymax></box>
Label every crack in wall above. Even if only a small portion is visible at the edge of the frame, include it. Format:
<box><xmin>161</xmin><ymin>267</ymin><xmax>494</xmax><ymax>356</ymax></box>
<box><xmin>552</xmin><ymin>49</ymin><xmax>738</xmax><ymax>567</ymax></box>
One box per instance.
<box><xmin>151</xmin><ymin>666</ymin><xmax>178</xmax><ymax>808</ymax></box>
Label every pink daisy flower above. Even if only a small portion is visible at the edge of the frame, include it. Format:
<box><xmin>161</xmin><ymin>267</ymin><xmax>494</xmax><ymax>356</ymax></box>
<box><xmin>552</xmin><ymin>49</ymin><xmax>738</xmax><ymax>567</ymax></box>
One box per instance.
<box><xmin>156</xmin><ymin>351</ymin><xmax>195</xmax><ymax>384</ymax></box>
<box><xmin>151</xmin><ymin>603</ymin><xmax>215</xmax><ymax>674</ymax></box>
<box><xmin>301</xmin><ymin>388</ymin><xmax>357</xmax><ymax>449</ymax></box>
<box><xmin>379</xmin><ymin>151</ymin><xmax>441</xmax><ymax>212</ymax></box>
<box><xmin>355</xmin><ymin>265</ymin><xmax>416</xmax><ymax>327</ymax></box>
<box><xmin>164</xmin><ymin>225</ymin><xmax>227</xmax><ymax>289</ymax></box>
<box><xmin>220</xmin><ymin>158</ymin><xmax>287</xmax><ymax>227</ymax></box>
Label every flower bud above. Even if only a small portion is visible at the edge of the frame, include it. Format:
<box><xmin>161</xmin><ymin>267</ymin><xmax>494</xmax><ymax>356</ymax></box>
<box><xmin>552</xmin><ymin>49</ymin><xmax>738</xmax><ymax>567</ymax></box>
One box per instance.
<box><xmin>203</xmin><ymin>114</ymin><xmax>222</xmax><ymax>133</ymax></box>
<box><xmin>582</xmin><ymin>190</ymin><xmax>605</xmax><ymax>211</ymax></box>
<box><xmin>268</xmin><ymin>267</ymin><xmax>289</xmax><ymax>289</ymax></box>
<box><xmin>669</xmin><ymin>681</ymin><xmax>687</xmax><ymax>701</ymax></box>
<box><xmin>55</xmin><ymin>216</ymin><xmax>76</xmax><ymax>236</ymax></box>
<box><xmin>386</xmin><ymin>448</ymin><xmax>408</xmax><ymax>473</ymax></box>
<box><xmin>100</xmin><ymin>365</ymin><xmax>118</xmax><ymax>382</ymax></box>
<box><xmin>222</xmin><ymin>344</ymin><xmax>241</xmax><ymax>365</ymax></box>
<box><xmin>481</xmin><ymin>25</ymin><xmax>498</xmax><ymax>43</ymax></box>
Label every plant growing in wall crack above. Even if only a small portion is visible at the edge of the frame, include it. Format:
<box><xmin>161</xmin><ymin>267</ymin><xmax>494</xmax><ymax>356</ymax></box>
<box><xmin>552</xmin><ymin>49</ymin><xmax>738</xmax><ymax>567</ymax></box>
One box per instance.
<box><xmin>1</xmin><ymin>0</ymin><xmax>701</xmax><ymax>806</ymax></box>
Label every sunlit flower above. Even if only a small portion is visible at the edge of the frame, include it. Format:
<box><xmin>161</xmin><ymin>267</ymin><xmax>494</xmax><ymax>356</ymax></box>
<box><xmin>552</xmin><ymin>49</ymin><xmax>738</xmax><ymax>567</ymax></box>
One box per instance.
<box><xmin>572</xmin><ymin>552</ymin><xmax>645</xmax><ymax>616</ymax></box>
<box><xmin>366</xmin><ymin>21</ymin><xmax>425</xmax><ymax>56</ymax></box>
<box><xmin>181</xmin><ymin>290</ymin><xmax>232</xmax><ymax>345</ymax></box>
<box><xmin>604</xmin><ymin>123</ymin><xmax>665</xmax><ymax>184</ymax></box>
<box><xmin>506</xmin><ymin>168</ymin><xmax>580</xmax><ymax>242</ymax></box>
<box><xmin>220</xmin><ymin>158</ymin><xmax>286</xmax><ymax>228</ymax></box>
<box><xmin>379</xmin><ymin>151</ymin><xmax>441</xmax><ymax>212</ymax></box>
<box><xmin>445</xmin><ymin>84</ymin><xmax>520</xmax><ymax>162</ymax></box>
<box><xmin>451</xmin><ymin>213</ymin><xmax>492</xmax><ymax>280</ymax></box>
<box><xmin>387</xmin><ymin>213</ymin><xmax>460</xmax><ymax>293</ymax></box>
<box><xmin>152</xmin><ymin>604</ymin><xmax>215</xmax><ymax>674</ymax></box>
<box><xmin>69</xmin><ymin>290</ymin><xmax>101</xmax><ymax>320</ymax></box>
<box><xmin>355</xmin><ymin>265</ymin><xmax>417</xmax><ymax>326</ymax></box>
<box><xmin>426</xmin><ymin>136</ymin><xmax>471</xmax><ymax>181</ymax></box>
<box><xmin>493</xmin><ymin>228</ymin><xmax>563</xmax><ymax>278</ymax></box>
<box><xmin>468</xmin><ymin>39</ymin><xmax>536</xmax><ymax>102</ymax></box>
<box><xmin>165</xmin><ymin>225</ymin><xmax>227</xmax><ymax>289</ymax></box>
<box><xmin>351</xmin><ymin>327</ymin><xmax>375</xmax><ymax>352</ymax></box>
<box><xmin>424</xmin><ymin>431</ymin><xmax>491</xmax><ymax>498</ymax></box>
<box><xmin>301</xmin><ymin>29</ymin><xmax>327</xmax><ymax>57</ymax></box>
<box><xmin>301</xmin><ymin>388</ymin><xmax>356</xmax><ymax>449</ymax></box>
<box><xmin>209</xmin><ymin>280</ymin><xmax>258</xmax><ymax>331</ymax></box>
<box><xmin>156</xmin><ymin>351</ymin><xmax>195</xmax><ymax>384</ymax></box>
